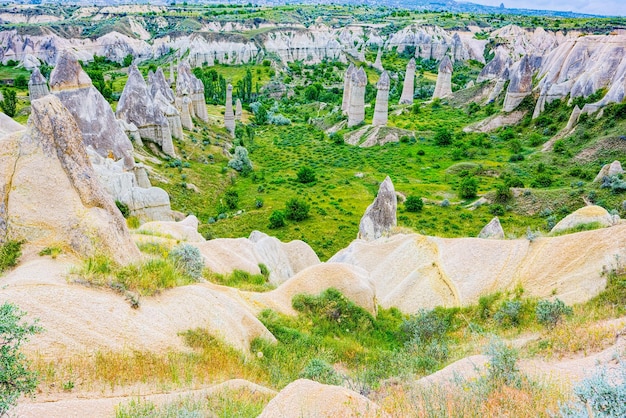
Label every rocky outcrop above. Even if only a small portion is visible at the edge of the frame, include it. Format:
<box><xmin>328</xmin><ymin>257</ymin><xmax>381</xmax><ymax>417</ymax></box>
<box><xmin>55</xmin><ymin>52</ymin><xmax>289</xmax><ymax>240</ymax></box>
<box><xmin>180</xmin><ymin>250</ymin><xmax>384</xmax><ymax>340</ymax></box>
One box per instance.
<box><xmin>261</xmin><ymin>27</ymin><xmax>344</xmax><ymax>64</ymax></box>
<box><xmin>194</xmin><ymin>232</ymin><xmax>320</xmax><ymax>286</ymax></box>
<box><xmin>566</xmin><ymin>105</ymin><xmax>582</xmax><ymax>130</ymax></box>
<box><xmin>87</xmin><ymin>148</ymin><xmax>173</xmax><ymax>223</ymax></box>
<box><xmin>399</xmin><ymin>58</ymin><xmax>416</xmax><ymax>105</ymax></box>
<box><xmin>347</xmin><ymin>67</ymin><xmax>367</xmax><ymax>128</ymax></box>
<box><xmin>28</xmin><ymin>67</ymin><xmax>49</xmax><ymax>100</ymax></box>
<box><xmin>358</xmin><ymin>176</ymin><xmax>397</xmax><ymax>241</ymax></box>
<box><xmin>372</xmin><ymin>71</ymin><xmax>390</xmax><ymax>126</ymax></box>
<box><xmin>551</xmin><ymin>205</ymin><xmax>620</xmax><ymax>233</ymax></box>
<box><xmin>116</xmin><ymin>65</ymin><xmax>175</xmax><ymax>157</ymax></box>
<box><xmin>373</xmin><ymin>48</ymin><xmax>383</xmax><ymax>71</ymax></box>
<box><xmin>503</xmin><ymin>55</ymin><xmax>534</xmax><ymax>112</ymax></box>
<box><xmin>331</xmin><ymin>224</ymin><xmax>626</xmax><ymax>313</ymax></box>
<box><xmin>486</xmin><ymin>67</ymin><xmax>510</xmax><ymax>103</ymax></box>
<box><xmin>137</xmin><ymin>215</ymin><xmax>202</xmax><ymax>242</ymax></box>
<box><xmin>258</xmin><ymin>379</ymin><xmax>385</xmax><ymax>418</ymax></box>
<box><xmin>478</xmin><ymin>217</ymin><xmax>505</xmax><ymax>239</ymax></box>
<box><xmin>0</xmin><ymin>111</ymin><xmax>25</xmax><ymax>138</ymax></box>
<box><xmin>341</xmin><ymin>63</ymin><xmax>355</xmax><ymax>113</ymax></box>
<box><xmin>49</xmin><ymin>51</ymin><xmax>135</xmax><ymax>170</ymax></box>
<box><xmin>161</xmin><ymin>32</ymin><xmax>258</xmax><ymax>67</ymax></box>
<box><xmin>477</xmin><ymin>46</ymin><xmax>511</xmax><ymax>82</ymax></box>
<box><xmin>148</xmin><ymin>68</ymin><xmax>183</xmax><ymax>140</ymax></box>
<box><xmin>432</xmin><ymin>56</ymin><xmax>453</xmax><ymax>99</ymax></box>
<box><xmin>0</xmin><ymin>95</ymin><xmax>139</xmax><ymax>264</ymax></box>
<box><xmin>224</xmin><ymin>84</ymin><xmax>235</xmax><ymax>137</ymax></box>
<box><xmin>235</xmin><ymin>98</ymin><xmax>242</xmax><ymax>121</ymax></box>
<box><xmin>175</xmin><ymin>62</ymin><xmax>208</xmax><ymax>125</ymax></box>
<box><xmin>594</xmin><ymin>161</ymin><xmax>624</xmax><ymax>182</ymax></box>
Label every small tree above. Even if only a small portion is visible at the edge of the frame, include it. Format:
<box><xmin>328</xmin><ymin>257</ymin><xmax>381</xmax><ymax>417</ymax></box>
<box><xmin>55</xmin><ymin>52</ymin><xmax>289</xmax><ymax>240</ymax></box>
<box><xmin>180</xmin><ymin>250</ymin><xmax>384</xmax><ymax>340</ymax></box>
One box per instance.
<box><xmin>268</xmin><ymin>210</ymin><xmax>286</xmax><ymax>229</ymax></box>
<box><xmin>296</xmin><ymin>166</ymin><xmax>316</xmax><ymax>184</ymax></box>
<box><xmin>285</xmin><ymin>198</ymin><xmax>310</xmax><ymax>221</ymax></box>
<box><xmin>224</xmin><ymin>190</ymin><xmax>239</xmax><ymax>210</ymax></box>
<box><xmin>434</xmin><ymin>128</ymin><xmax>453</xmax><ymax>146</ymax></box>
<box><xmin>228</xmin><ymin>146</ymin><xmax>252</xmax><ymax>174</ymax></box>
<box><xmin>122</xmin><ymin>54</ymin><xmax>134</xmax><ymax>67</ymax></box>
<box><xmin>0</xmin><ymin>302</ymin><xmax>41</xmax><ymax>415</ymax></box>
<box><xmin>13</xmin><ymin>75</ymin><xmax>27</xmax><ymax>89</ymax></box>
<box><xmin>404</xmin><ymin>196</ymin><xmax>424</xmax><ymax>212</ymax></box>
<box><xmin>253</xmin><ymin>104</ymin><xmax>268</xmax><ymax>125</ymax></box>
<box><xmin>459</xmin><ymin>177</ymin><xmax>478</xmax><ymax>199</ymax></box>
<box><xmin>0</xmin><ymin>89</ymin><xmax>17</xmax><ymax>117</ymax></box>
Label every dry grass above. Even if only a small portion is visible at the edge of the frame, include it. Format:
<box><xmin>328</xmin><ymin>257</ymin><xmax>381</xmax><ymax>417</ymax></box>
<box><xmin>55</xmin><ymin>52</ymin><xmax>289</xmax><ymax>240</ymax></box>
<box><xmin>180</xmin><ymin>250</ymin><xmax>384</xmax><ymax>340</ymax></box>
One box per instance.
<box><xmin>31</xmin><ymin>329</ymin><xmax>269</xmax><ymax>393</ymax></box>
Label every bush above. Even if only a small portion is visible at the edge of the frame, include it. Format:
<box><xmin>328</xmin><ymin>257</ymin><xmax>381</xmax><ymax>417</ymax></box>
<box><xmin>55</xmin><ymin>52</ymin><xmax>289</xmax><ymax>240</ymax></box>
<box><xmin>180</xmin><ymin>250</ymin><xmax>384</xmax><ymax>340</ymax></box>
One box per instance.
<box><xmin>285</xmin><ymin>198</ymin><xmax>310</xmax><ymax>221</ymax></box>
<box><xmin>536</xmin><ymin>298</ymin><xmax>573</xmax><ymax>329</ymax></box>
<box><xmin>459</xmin><ymin>177</ymin><xmax>478</xmax><ymax>199</ymax></box>
<box><xmin>0</xmin><ymin>302</ymin><xmax>41</xmax><ymax>415</ymax></box>
<box><xmin>122</xmin><ymin>54</ymin><xmax>133</xmax><ymax>67</ymax></box>
<box><xmin>0</xmin><ymin>240</ymin><xmax>23</xmax><ymax>273</ymax></box>
<box><xmin>329</xmin><ymin>132</ymin><xmax>344</xmax><ymax>145</ymax></box>
<box><xmin>404</xmin><ymin>196</ymin><xmax>424</xmax><ymax>212</ymax></box>
<box><xmin>434</xmin><ymin>128</ymin><xmax>453</xmax><ymax>146</ymax></box>
<box><xmin>489</xmin><ymin>204</ymin><xmax>505</xmax><ymax>216</ymax></box>
<box><xmin>494</xmin><ymin>300</ymin><xmax>522</xmax><ymax>327</ymax></box>
<box><xmin>268</xmin><ymin>210</ymin><xmax>286</xmax><ymax>229</ymax></box>
<box><xmin>254</xmin><ymin>198</ymin><xmax>264</xmax><ymax>208</ymax></box>
<box><xmin>268</xmin><ymin>113</ymin><xmax>291</xmax><ymax>125</ymax></box>
<box><xmin>228</xmin><ymin>146</ymin><xmax>252</xmax><ymax>174</ymax></box>
<box><xmin>299</xmin><ymin>358</ymin><xmax>342</xmax><ymax>385</ymax></box>
<box><xmin>296</xmin><ymin>166</ymin><xmax>316</xmax><ymax>184</ymax></box>
<box><xmin>484</xmin><ymin>339</ymin><xmax>521</xmax><ymax>387</ymax></box>
<box><xmin>169</xmin><ymin>244</ymin><xmax>204</xmax><ymax>280</ymax></box>
<box><xmin>224</xmin><ymin>190</ymin><xmax>239</xmax><ymax>210</ymax></box>
<box><xmin>494</xmin><ymin>184</ymin><xmax>513</xmax><ymax>203</ymax></box>
<box><xmin>531</xmin><ymin>174</ymin><xmax>553</xmax><ymax>188</ymax></box>
<box><xmin>402</xmin><ymin>309</ymin><xmax>449</xmax><ymax>346</ymax></box>
<box><xmin>115</xmin><ymin>200</ymin><xmax>130</xmax><ymax>218</ymax></box>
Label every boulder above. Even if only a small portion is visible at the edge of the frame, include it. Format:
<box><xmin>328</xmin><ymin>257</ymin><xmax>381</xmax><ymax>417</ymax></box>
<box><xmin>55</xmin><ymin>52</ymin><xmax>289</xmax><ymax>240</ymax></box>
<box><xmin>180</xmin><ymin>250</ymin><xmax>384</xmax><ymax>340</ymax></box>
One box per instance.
<box><xmin>358</xmin><ymin>176</ymin><xmax>397</xmax><ymax>241</ymax></box>
<box><xmin>28</xmin><ymin>67</ymin><xmax>49</xmax><ymax>100</ymax></box>
<box><xmin>432</xmin><ymin>55</ymin><xmax>453</xmax><ymax>99</ymax></box>
<box><xmin>49</xmin><ymin>51</ymin><xmax>135</xmax><ymax>170</ymax></box>
<box><xmin>594</xmin><ymin>160</ymin><xmax>624</xmax><ymax>182</ymax></box>
<box><xmin>116</xmin><ymin>65</ymin><xmax>175</xmax><ymax>157</ymax></box>
<box><xmin>551</xmin><ymin>205</ymin><xmax>620</xmax><ymax>234</ymax></box>
<box><xmin>137</xmin><ymin>215</ymin><xmax>204</xmax><ymax>242</ymax></box>
<box><xmin>0</xmin><ymin>95</ymin><xmax>139</xmax><ymax>264</ymax></box>
<box><xmin>258</xmin><ymin>379</ymin><xmax>385</xmax><ymax>418</ymax></box>
<box><xmin>478</xmin><ymin>217</ymin><xmax>505</xmax><ymax>239</ymax></box>
<box><xmin>88</xmin><ymin>149</ymin><xmax>173</xmax><ymax>223</ymax></box>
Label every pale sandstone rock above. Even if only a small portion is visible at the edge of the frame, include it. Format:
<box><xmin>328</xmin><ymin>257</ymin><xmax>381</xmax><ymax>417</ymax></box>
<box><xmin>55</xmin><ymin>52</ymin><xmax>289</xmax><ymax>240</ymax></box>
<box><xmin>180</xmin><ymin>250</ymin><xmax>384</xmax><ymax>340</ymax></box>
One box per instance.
<box><xmin>347</xmin><ymin>67</ymin><xmax>367</xmax><ymax>127</ymax></box>
<box><xmin>138</xmin><ymin>215</ymin><xmax>203</xmax><ymax>242</ymax></box>
<box><xmin>478</xmin><ymin>217</ymin><xmax>505</xmax><ymax>239</ymax></box>
<box><xmin>566</xmin><ymin>105</ymin><xmax>582</xmax><ymax>130</ymax></box>
<box><xmin>116</xmin><ymin>65</ymin><xmax>175</xmax><ymax>157</ymax></box>
<box><xmin>551</xmin><ymin>205</ymin><xmax>619</xmax><ymax>233</ymax></box>
<box><xmin>432</xmin><ymin>56</ymin><xmax>453</xmax><ymax>99</ymax></box>
<box><xmin>503</xmin><ymin>54</ymin><xmax>534</xmax><ymax>112</ymax></box>
<box><xmin>594</xmin><ymin>160</ymin><xmax>624</xmax><ymax>182</ymax></box>
<box><xmin>224</xmin><ymin>84</ymin><xmax>235</xmax><ymax>137</ymax></box>
<box><xmin>373</xmin><ymin>48</ymin><xmax>383</xmax><ymax>71</ymax></box>
<box><xmin>28</xmin><ymin>67</ymin><xmax>49</xmax><ymax>100</ymax></box>
<box><xmin>341</xmin><ymin>63</ymin><xmax>355</xmax><ymax>113</ymax></box>
<box><xmin>0</xmin><ymin>111</ymin><xmax>25</xmax><ymax>137</ymax></box>
<box><xmin>0</xmin><ymin>95</ymin><xmax>139</xmax><ymax>264</ymax></box>
<box><xmin>258</xmin><ymin>379</ymin><xmax>385</xmax><ymax>418</ymax></box>
<box><xmin>50</xmin><ymin>51</ymin><xmax>135</xmax><ymax>170</ymax></box>
<box><xmin>372</xmin><ymin>71</ymin><xmax>390</xmax><ymax>126</ymax></box>
<box><xmin>235</xmin><ymin>98</ymin><xmax>242</xmax><ymax>121</ymax></box>
<box><xmin>358</xmin><ymin>176</ymin><xmax>397</xmax><ymax>241</ymax></box>
<box><xmin>399</xmin><ymin>58</ymin><xmax>416</xmax><ymax>105</ymax></box>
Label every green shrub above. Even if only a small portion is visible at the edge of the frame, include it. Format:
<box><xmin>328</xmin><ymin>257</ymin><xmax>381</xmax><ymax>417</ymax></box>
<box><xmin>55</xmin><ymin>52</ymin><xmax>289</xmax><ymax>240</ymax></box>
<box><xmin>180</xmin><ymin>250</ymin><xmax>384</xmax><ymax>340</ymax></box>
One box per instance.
<box><xmin>296</xmin><ymin>166</ymin><xmax>316</xmax><ymax>184</ymax></box>
<box><xmin>0</xmin><ymin>89</ymin><xmax>17</xmax><ymax>117</ymax></box>
<box><xmin>401</xmin><ymin>309</ymin><xmax>449</xmax><ymax>346</ymax></box>
<box><xmin>478</xmin><ymin>292</ymin><xmax>501</xmax><ymax>320</ymax></box>
<box><xmin>285</xmin><ymin>198</ymin><xmax>310</xmax><ymax>221</ymax></box>
<box><xmin>536</xmin><ymin>298</ymin><xmax>573</xmax><ymax>329</ymax></box>
<box><xmin>0</xmin><ymin>240</ymin><xmax>23</xmax><ymax>273</ymax></box>
<box><xmin>494</xmin><ymin>300</ymin><xmax>522</xmax><ymax>327</ymax></box>
<box><xmin>484</xmin><ymin>338</ymin><xmax>521</xmax><ymax>387</ymax></box>
<box><xmin>169</xmin><ymin>244</ymin><xmax>204</xmax><ymax>280</ymax></box>
<box><xmin>268</xmin><ymin>210</ymin><xmax>286</xmax><ymax>229</ymax></box>
<box><xmin>0</xmin><ymin>302</ymin><xmax>41</xmax><ymax>415</ymax></box>
<box><xmin>115</xmin><ymin>200</ymin><xmax>130</xmax><ymax>218</ymax></box>
<box><xmin>38</xmin><ymin>246</ymin><xmax>62</xmax><ymax>259</ymax></box>
<box><xmin>254</xmin><ymin>198</ymin><xmax>264</xmax><ymax>208</ymax></box>
<box><xmin>494</xmin><ymin>184</ymin><xmax>513</xmax><ymax>203</ymax></box>
<box><xmin>434</xmin><ymin>128</ymin><xmax>453</xmax><ymax>146</ymax></box>
<box><xmin>459</xmin><ymin>176</ymin><xmax>478</xmax><ymax>199</ymax></box>
<box><xmin>404</xmin><ymin>196</ymin><xmax>424</xmax><ymax>212</ymax></box>
<box><xmin>489</xmin><ymin>204</ymin><xmax>505</xmax><ymax>216</ymax></box>
<box><xmin>531</xmin><ymin>174</ymin><xmax>553</xmax><ymax>188</ymax></box>
<box><xmin>299</xmin><ymin>358</ymin><xmax>342</xmax><ymax>385</ymax></box>
<box><xmin>224</xmin><ymin>190</ymin><xmax>239</xmax><ymax>210</ymax></box>
<box><xmin>228</xmin><ymin>146</ymin><xmax>252</xmax><ymax>173</ymax></box>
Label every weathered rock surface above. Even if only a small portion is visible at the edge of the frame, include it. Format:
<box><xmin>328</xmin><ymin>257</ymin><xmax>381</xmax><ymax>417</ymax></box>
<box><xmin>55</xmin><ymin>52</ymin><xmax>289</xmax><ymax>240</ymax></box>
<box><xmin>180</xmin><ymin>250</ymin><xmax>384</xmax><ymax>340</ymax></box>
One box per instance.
<box><xmin>503</xmin><ymin>54</ymin><xmax>535</xmax><ymax>112</ymax></box>
<box><xmin>163</xmin><ymin>32</ymin><xmax>258</xmax><ymax>67</ymax></box>
<box><xmin>175</xmin><ymin>62</ymin><xmax>208</xmax><ymax>125</ymax></box>
<box><xmin>373</xmin><ymin>48</ymin><xmax>383</xmax><ymax>71</ymax></box>
<box><xmin>0</xmin><ymin>95</ymin><xmax>139</xmax><ymax>264</ymax></box>
<box><xmin>331</xmin><ymin>224</ymin><xmax>626</xmax><ymax>313</ymax></box>
<box><xmin>432</xmin><ymin>56</ymin><xmax>453</xmax><ymax>99</ymax></box>
<box><xmin>258</xmin><ymin>379</ymin><xmax>385</xmax><ymax>418</ymax></box>
<box><xmin>341</xmin><ymin>63</ymin><xmax>355</xmax><ymax>113</ymax></box>
<box><xmin>28</xmin><ymin>67</ymin><xmax>49</xmax><ymax>100</ymax></box>
<box><xmin>551</xmin><ymin>205</ymin><xmax>620</xmax><ymax>233</ymax></box>
<box><xmin>358</xmin><ymin>176</ymin><xmax>397</xmax><ymax>241</ymax></box>
<box><xmin>261</xmin><ymin>27</ymin><xmax>344</xmax><ymax>64</ymax></box>
<box><xmin>399</xmin><ymin>58</ymin><xmax>416</xmax><ymax>104</ymax></box>
<box><xmin>116</xmin><ymin>65</ymin><xmax>175</xmax><ymax>157</ymax></box>
<box><xmin>0</xmin><ymin>111</ymin><xmax>25</xmax><ymax>137</ymax></box>
<box><xmin>235</xmin><ymin>98</ymin><xmax>242</xmax><ymax>121</ymax></box>
<box><xmin>486</xmin><ymin>67</ymin><xmax>510</xmax><ymax>103</ymax></box>
<box><xmin>477</xmin><ymin>46</ymin><xmax>511</xmax><ymax>82</ymax></box>
<box><xmin>463</xmin><ymin>110</ymin><xmax>526</xmax><ymax>133</ymax></box>
<box><xmin>478</xmin><ymin>217</ymin><xmax>505</xmax><ymax>239</ymax></box>
<box><xmin>49</xmin><ymin>51</ymin><xmax>135</xmax><ymax>170</ymax></box>
<box><xmin>88</xmin><ymin>149</ymin><xmax>173</xmax><ymax>223</ymax></box>
<box><xmin>372</xmin><ymin>71</ymin><xmax>390</xmax><ymax>126</ymax></box>
<box><xmin>224</xmin><ymin>83</ymin><xmax>235</xmax><ymax>137</ymax></box>
<box><xmin>137</xmin><ymin>215</ymin><xmax>203</xmax><ymax>242</ymax></box>
<box><xmin>194</xmin><ymin>232</ymin><xmax>320</xmax><ymax>286</ymax></box>
<box><xmin>594</xmin><ymin>160</ymin><xmax>624</xmax><ymax>182</ymax></box>
<box><xmin>347</xmin><ymin>67</ymin><xmax>367</xmax><ymax>127</ymax></box>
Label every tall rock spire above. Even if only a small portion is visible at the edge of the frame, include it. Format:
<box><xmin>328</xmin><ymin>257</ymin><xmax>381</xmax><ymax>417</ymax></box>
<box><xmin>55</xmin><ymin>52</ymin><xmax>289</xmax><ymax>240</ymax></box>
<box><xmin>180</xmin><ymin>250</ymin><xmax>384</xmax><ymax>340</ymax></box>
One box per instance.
<box><xmin>341</xmin><ymin>63</ymin><xmax>356</xmax><ymax>114</ymax></box>
<box><xmin>399</xmin><ymin>58</ymin><xmax>416</xmax><ymax>105</ymax></box>
<box><xmin>372</xmin><ymin>71</ymin><xmax>390</xmax><ymax>127</ymax></box>
<box><xmin>224</xmin><ymin>84</ymin><xmax>235</xmax><ymax>137</ymax></box>
<box><xmin>347</xmin><ymin>67</ymin><xmax>367</xmax><ymax>128</ymax></box>
<box><xmin>28</xmin><ymin>67</ymin><xmax>49</xmax><ymax>100</ymax></box>
<box><xmin>432</xmin><ymin>56</ymin><xmax>453</xmax><ymax>99</ymax></box>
